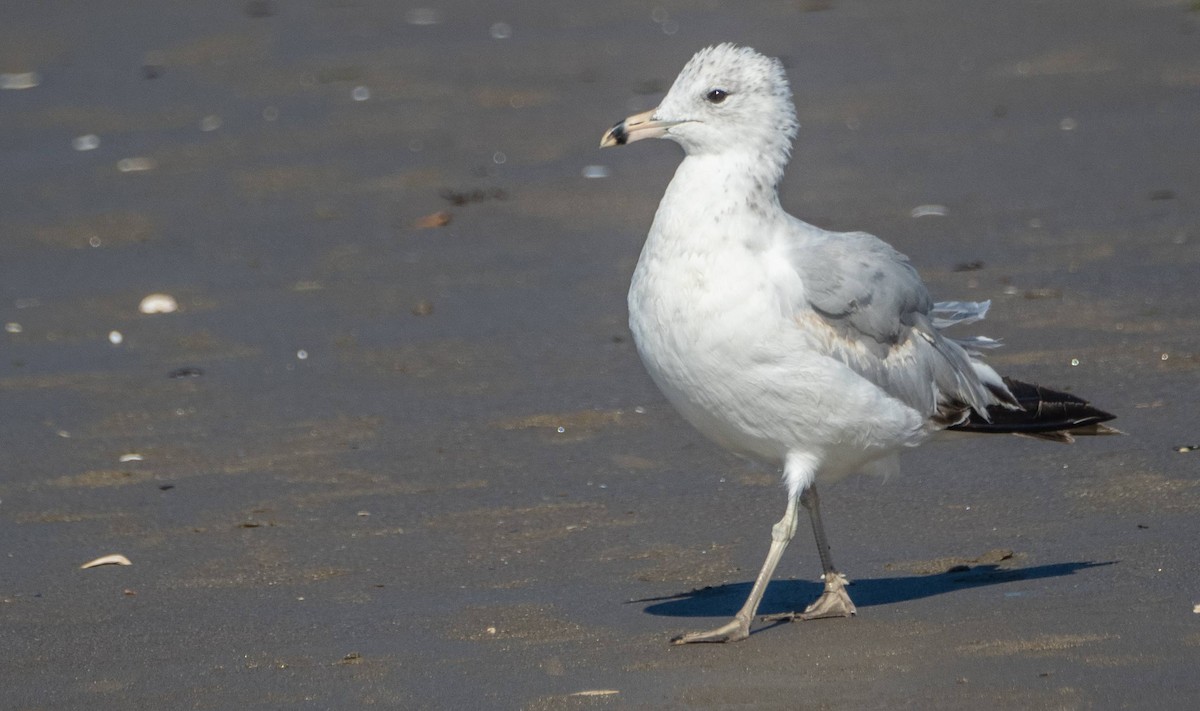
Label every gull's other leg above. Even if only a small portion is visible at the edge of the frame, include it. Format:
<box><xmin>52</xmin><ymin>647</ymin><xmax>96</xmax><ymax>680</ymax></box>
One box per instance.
<box><xmin>670</xmin><ymin>494</ymin><xmax>800</xmax><ymax>644</ymax></box>
<box><xmin>764</xmin><ymin>483</ymin><xmax>857</xmax><ymax>622</ymax></box>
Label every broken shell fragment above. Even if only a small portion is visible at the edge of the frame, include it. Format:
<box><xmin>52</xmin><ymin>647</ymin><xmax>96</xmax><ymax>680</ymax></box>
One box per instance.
<box><xmin>81</xmin><ymin>553</ymin><xmax>132</xmax><ymax>569</ymax></box>
<box><xmin>911</xmin><ymin>204</ymin><xmax>948</xmax><ymax>218</ymax></box>
<box><xmin>0</xmin><ymin>72</ymin><xmax>41</xmax><ymax>90</ymax></box>
<box><xmin>414</xmin><ymin>211</ymin><xmax>452</xmax><ymax>228</ymax></box>
<box><xmin>139</xmin><ymin>293</ymin><xmax>178</xmax><ymax>314</ymax></box>
<box><xmin>117</xmin><ymin>157</ymin><xmax>157</xmax><ymax>173</ymax></box>
<box><xmin>73</xmin><ymin>134</ymin><xmax>101</xmax><ymax>151</ymax></box>
<box><xmin>117</xmin><ymin>157</ymin><xmax>157</xmax><ymax>174</ymax></box>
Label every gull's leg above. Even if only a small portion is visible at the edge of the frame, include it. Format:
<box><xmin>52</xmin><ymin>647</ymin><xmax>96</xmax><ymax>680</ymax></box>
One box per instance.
<box><xmin>671</xmin><ymin>495</ymin><xmax>800</xmax><ymax>644</ymax></box>
<box><xmin>763</xmin><ymin>483</ymin><xmax>856</xmax><ymax>622</ymax></box>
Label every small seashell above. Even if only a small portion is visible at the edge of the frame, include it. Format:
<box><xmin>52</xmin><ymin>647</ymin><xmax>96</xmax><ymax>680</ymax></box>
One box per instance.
<box><xmin>119</xmin><ymin>453</ymin><xmax>144</xmax><ymax>463</ymax></box>
<box><xmin>139</xmin><ymin>293</ymin><xmax>178</xmax><ymax>314</ymax></box>
<box><xmin>81</xmin><ymin>553</ymin><xmax>132</xmax><ymax>569</ymax></box>
<box><xmin>414</xmin><ymin>211</ymin><xmax>452</xmax><ymax>228</ymax></box>
<box><xmin>569</xmin><ymin>690</ymin><xmax>620</xmax><ymax>697</ymax></box>
<box><xmin>108</xmin><ymin>330</ymin><xmax>123</xmax><ymax>345</ymax></box>
<box><xmin>73</xmin><ymin>134</ymin><xmax>101</xmax><ymax>151</ymax></box>
<box><xmin>911</xmin><ymin>204</ymin><xmax>948</xmax><ymax>218</ymax></box>
<box><xmin>0</xmin><ymin>72</ymin><xmax>40</xmax><ymax>90</ymax></box>
<box><xmin>117</xmin><ymin>157</ymin><xmax>157</xmax><ymax>173</ymax></box>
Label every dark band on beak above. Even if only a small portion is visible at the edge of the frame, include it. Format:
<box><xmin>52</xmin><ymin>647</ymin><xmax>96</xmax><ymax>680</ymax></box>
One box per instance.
<box><xmin>605</xmin><ymin>120</ymin><xmax>629</xmax><ymax>146</ymax></box>
<box><xmin>600</xmin><ymin>109</ymin><xmax>680</xmax><ymax>148</ymax></box>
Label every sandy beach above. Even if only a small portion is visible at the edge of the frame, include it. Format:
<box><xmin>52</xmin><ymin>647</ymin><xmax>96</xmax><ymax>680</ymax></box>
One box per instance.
<box><xmin>2</xmin><ymin>1</ymin><xmax>1198</xmax><ymax>708</ymax></box>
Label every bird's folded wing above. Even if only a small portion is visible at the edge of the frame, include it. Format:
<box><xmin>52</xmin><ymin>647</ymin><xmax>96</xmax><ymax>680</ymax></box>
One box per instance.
<box><xmin>789</xmin><ymin>229</ymin><xmax>1004</xmax><ymax>417</ymax></box>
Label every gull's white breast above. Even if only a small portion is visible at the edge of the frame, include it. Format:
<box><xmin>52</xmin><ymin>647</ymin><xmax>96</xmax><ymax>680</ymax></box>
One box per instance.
<box><xmin>627</xmin><ymin>161</ymin><xmax>927</xmax><ymax>480</ymax></box>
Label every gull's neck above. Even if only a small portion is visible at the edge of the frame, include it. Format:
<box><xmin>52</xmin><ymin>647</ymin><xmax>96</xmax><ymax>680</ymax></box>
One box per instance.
<box><xmin>660</xmin><ymin>150</ymin><xmax>788</xmax><ymax>230</ymax></box>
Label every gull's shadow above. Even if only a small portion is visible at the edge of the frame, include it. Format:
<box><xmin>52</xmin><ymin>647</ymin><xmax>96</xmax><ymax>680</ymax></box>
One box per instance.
<box><xmin>637</xmin><ymin>561</ymin><xmax>1115</xmax><ymax>618</ymax></box>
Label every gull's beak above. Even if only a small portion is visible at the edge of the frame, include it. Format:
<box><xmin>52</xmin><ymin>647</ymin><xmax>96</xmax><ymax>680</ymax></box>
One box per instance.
<box><xmin>599</xmin><ymin>109</ymin><xmax>683</xmax><ymax>148</ymax></box>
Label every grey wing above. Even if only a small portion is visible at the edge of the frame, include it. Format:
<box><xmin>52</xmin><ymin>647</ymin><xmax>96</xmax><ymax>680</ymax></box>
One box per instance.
<box><xmin>794</xmin><ymin>230</ymin><xmax>1011</xmax><ymax>418</ymax></box>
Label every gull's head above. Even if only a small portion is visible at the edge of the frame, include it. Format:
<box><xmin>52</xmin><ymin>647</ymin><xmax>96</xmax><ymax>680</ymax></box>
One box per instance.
<box><xmin>600</xmin><ymin>44</ymin><xmax>798</xmax><ymax>166</ymax></box>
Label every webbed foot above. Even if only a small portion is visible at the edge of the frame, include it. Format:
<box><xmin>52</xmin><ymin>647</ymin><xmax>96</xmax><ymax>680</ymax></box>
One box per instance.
<box><xmin>761</xmin><ymin>573</ymin><xmax>857</xmax><ymax>623</ymax></box>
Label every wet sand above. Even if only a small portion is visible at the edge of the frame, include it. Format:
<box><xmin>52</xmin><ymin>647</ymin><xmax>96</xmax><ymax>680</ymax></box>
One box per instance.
<box><xmin>2</xmin><ymin>1</ymin><xmax>1199</xmax><ymax>708</ymax></box>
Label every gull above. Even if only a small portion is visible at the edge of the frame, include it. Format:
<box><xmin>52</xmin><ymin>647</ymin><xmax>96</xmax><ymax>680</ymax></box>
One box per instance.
<box><xmin>600</xmin><ymin>44</ymin><xmax>1116</xmax><ymax>644</ymax></box>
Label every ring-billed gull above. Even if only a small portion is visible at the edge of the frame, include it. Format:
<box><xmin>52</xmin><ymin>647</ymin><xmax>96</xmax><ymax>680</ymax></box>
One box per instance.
<box><xmin>600</xmin><ymin>44</ymin><xmax>1116</xmax><ymax>644</ymax></box>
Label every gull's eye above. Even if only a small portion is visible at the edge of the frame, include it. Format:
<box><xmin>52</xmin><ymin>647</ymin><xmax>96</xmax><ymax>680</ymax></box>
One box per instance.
<box><xmin>705</xmin><ymin>88</ymin><xmax>729</xmax><ymax>104</ymax></box>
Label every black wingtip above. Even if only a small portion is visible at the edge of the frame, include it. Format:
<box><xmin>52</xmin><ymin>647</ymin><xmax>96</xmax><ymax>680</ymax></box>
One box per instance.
<box><xmin>948</xmin><ymin>377</ymin><xmax>1117</xmax><ymax>440</ymax></box>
